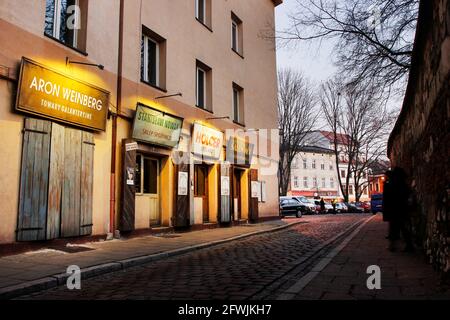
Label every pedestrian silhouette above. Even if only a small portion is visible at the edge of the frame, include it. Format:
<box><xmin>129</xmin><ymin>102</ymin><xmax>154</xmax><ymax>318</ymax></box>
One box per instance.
<box><xmin>382</xmin><ymin>167</ymin><xmax>414</xmax><ymax>252</ymax></box>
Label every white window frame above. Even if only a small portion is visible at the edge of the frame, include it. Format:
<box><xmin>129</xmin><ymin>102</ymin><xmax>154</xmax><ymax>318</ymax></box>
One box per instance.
<box><xmin>293</xmin><ymin>176</ymin><xmax>299</xmax><ymax>188</ymax></box>
<box><xmin>303</xmin><ymin>177</ymin><xmax>308</xmax><ymax>188</ymax></box>
<box><xmin>231</xmin><ymin>20</ymin><xmax>239</xmax><ymax>52</ymax></box>
<box><xmin>196</xmin><ymin>67</ymin><xmax>207</xmax><ymax>108</ymax></box>
<box><xmin>322</xmin><ymin>178</ymin><xmax>326</xmax><ymax>188</ymax></box>
<box><xmin>330</xmin><ymin>178</ymin><xmax>335</xmax><ymax>188</ymax></box>
<box><xmin>195</xmin><ymin>0</ymin><xmax>206</xmax><ymax>23</ymax></box>
<box><xmin>48</xmin><ymin>0</ymin><xmax>79</xmax><ymax>47</ymax></box>
<box><xmin>303</xmin><ymin>159</ymin><xmax>307</xmax><ymax>169</ymax></box>
<box><xmin>233</xmin><ymin>87</ymin><xmax>240</xmax><ymax>123</ymax></box>
<box><xmin>142</xmin><ymin>35</ymin><xmax>160</xmax><ymax>87</ymax></box>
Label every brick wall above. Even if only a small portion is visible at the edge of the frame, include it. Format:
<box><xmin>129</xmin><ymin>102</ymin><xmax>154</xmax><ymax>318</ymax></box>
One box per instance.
<box><xmin>388</xmin><ymin>0</ymin><xmax>450</xmax><ymax>273</ymax></box>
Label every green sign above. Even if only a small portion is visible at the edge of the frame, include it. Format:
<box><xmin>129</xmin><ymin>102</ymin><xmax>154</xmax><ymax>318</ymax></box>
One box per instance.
<box><xmin>132</xmin><ymin>103</ymin><xmax>183</xmax><ymax>148</ymax></box>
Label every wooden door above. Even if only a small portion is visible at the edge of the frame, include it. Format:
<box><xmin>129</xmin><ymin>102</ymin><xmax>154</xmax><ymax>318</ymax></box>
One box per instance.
<box><xmin>173</xmin><ymin>151</ymin><xmax>190</xmax><ymax>227</ymax></box>
<box><xmin>249</xmin><ymin>169</ymin><xmax>259</xmax><ymax>222</ymax></box>
<box><xmin>233</xmin><ymin>169</ymin><xmax>242</xmax><ymax>220</ymax></box>
<box><xmin>17</xmin><ymin>119</ymin><xmax>51</xmax><ymax>241</ymax></box>
<box><xmin>219</xmin><ymin>163</ymin><xmax>232</xmax><ymax>223</ymax></box>
<box><xmin>195</xmin><ymin>164</ymin><xmax>209</xmax><ymax>223</ymax></box>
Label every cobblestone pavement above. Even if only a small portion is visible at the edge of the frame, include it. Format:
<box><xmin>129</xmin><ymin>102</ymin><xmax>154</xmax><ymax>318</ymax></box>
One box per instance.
<box><xmin>19</xmin><ymin>214</ymin><xmax>368</xmax><ymax>300</ymax></box>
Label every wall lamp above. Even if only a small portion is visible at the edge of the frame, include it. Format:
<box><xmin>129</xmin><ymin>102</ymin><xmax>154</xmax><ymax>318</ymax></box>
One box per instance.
<box><xmin>66</xmin><ymin>57</ymin><xmax>104</xmax><ymax>70</ymax></box>
<box><xmin>206</xmin><ymin>116</ymin><xmax>230</xmax><ymax>121</ymax></box>
<box><xmin>155</xmin><ymin>92</ymin><xmax>183</xmax><ymax>100</ymax></box>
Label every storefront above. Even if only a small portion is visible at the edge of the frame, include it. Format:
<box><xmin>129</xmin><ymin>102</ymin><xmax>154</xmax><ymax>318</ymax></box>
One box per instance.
<box><xmin>120</xmin><ymin>103</ymin><xmax>183</xmax><ymax>232</ymax></box>
<box><xmin>13</xmin><ymin>57</ymin><xmax>109</xmax><ymax>241</ymax></box>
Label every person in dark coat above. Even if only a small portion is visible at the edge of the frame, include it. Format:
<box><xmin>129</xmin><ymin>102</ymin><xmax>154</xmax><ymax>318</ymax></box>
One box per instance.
<box><xmin>320</xmin><ymin>198</ymin><xmax>325</xmax><ymax>214</ymax></box>
<box><xmin>382</xmin><ymin>167</ymin><xmax>413</xmax><ymax>252</ymax></box>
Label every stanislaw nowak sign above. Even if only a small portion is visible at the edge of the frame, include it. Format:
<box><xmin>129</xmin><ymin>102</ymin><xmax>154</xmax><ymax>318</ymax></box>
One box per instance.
<box><xmin>15</xmin><ymin>57</ymin><xmax>109</xmax><ymax>131</ymax></box>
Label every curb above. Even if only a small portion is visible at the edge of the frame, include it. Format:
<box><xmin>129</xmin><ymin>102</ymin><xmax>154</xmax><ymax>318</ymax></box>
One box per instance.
<box><xmin>0</xmin><ymin>219</ymin><xmax>305</xmax><ymax>299</ymax></box>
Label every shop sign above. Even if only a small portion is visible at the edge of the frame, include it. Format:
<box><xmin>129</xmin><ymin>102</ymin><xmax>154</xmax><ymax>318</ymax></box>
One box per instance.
<box><xmin>132</xmin><ymin>103</ymin><xmax>183</xmax><ymax>148</ymax></box>
<box><xmin>192</xmin><ymin>123</ymin><xmax>223</xmax><ymax>160</ymax></box>
<box><xmin>16</xmin><ymin>57</ymin><xmax>109</xmax><ymax>131</ymax></box>
<box><xmin>226</xmin><ymin>137</ymin><xmax>254</xmax><ymax>167</ymax></box>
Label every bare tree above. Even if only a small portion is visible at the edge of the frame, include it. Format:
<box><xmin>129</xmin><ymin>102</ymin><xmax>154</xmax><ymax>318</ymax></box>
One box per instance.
<box><xmin>320</xmin><ymin>78</ymin><xmax>394</xmax><ymax>202</ymax></box>
<box><xmin>278</xmin><ymin>69</ymin><xmax>318</xmax><ymax>196</ymax></box>
<box><xmin>277</xmin><ymin>0</ymin><xmax>419</xmax><ymax>96</ymax></box>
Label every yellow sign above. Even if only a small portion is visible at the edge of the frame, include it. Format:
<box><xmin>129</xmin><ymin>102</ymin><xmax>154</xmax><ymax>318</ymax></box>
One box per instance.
<box><xmin>15</xmin><ymin>57</ymin><xmax>109</xmax><ymax>131</ymax></box>
<box><xmin>192</xmin><ymin>123</ymin><xmax>223</xmax><ymax>160</ymax></box>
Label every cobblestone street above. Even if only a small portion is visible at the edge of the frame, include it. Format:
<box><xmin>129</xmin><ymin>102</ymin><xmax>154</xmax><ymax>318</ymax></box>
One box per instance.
<box><xmin>19</xmin><ymin>214</ymin><xmax>369</xmax><ymax>300</ymax></box>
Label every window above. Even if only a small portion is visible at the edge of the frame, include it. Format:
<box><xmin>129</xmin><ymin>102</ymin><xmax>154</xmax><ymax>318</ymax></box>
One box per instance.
<box><xmin>330</xmin><ymin>163</ymin><xmax>333</xmax><ymax>170</ymax></box>
<box><xmin>312</xmin><ymin>160</ymin><xmax>316</xmax><ymax>169</ymax></box>
<box><xmin>293</xmin><ymin>176</ymin><xmax>299</xmax><ymax>188</ymax></box>
<box><xmin>341</xmin><ymin>170</ymin><xmax>346</xmax><ymax>178</ymax></box>
<box><xmin>135</xmin><ymin>155</ymin><xmax>158</xmax><ymax>195</ymax></box>
<box><xmin>231</xmin><ymin>12</ymin><xmax>243</xmax><ymax>56</ymax></box>
<box><xmin>330</xmin><ymin>178</ymin><xmax>335</xmax><ymax>189</ymax></box>
<box><xmin>44</xmin><ymin>0</ymin><xmax>88</xmax><ymax>51</ymax></box>
<box><xmin>303</xmin><ymin>177</ymin><xmax>308</xmax><ymax>188</ymax></box>
<box><xmin>321</xmin><ymin>163</ymin><xmax>325</xmax><ymax>170</ymax></box>
<box><xmin>141</xmin><ymin>27</ymin><xmax>166</xmax><ymax>89</ymax></box>
<box><xmin>196</xmin><ymin>60</ymin><xmax>212</xmax><ymax>111</ymax></box>
<box><xmin>292</xmin><ymin>157</ymin><xmax>299</xmax><ymax>169</ymax></box>
<box><xmin>349</xmin><ymin>185</ymin><xmax>354</xmax><ymax>195</ymax></box>
<box><xmin>195</xmin><ymin>0</ymin><xmax>212</xmax><ymax>29</ymax></box>
<box><xmin>375</xmin><ymin>183</ymin><xmax>380</xmax><ymax>192</ymax></box>
<box><xmin>194</xmin><ymin>165</ymin><xmax>207</xmax><ymax>197</ymax></box>
<box><xmin>313</xmin><ymin>177</ymin><xmax>318</xmax><ymax>188</ymax></box>
<box><xmin>322</xmin><ymin>178</ymin><xmax>326</xmax><ymax>188</ymax></box>
<box><xmin>232</xmin><ymin>83</ymin><xmax>244</xmax><ymax>124</ymax></box>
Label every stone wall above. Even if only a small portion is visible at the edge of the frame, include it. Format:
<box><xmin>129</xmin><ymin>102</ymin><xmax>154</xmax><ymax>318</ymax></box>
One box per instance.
<box><xmin>388</xmin><ymin>0</ymin><xmax>450</xmax><ymax>273</ymax></box>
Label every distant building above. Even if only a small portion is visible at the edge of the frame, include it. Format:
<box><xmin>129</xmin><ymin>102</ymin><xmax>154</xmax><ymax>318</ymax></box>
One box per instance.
<box><xmin>301</xmin><ymin>131</ymin><xmax>369</xmax><ymax>201</ymax></box>
<box><xmin>367</xmin><ymin>160</ymin><xmax>390</xmax><ymax>197</ymax></box>
<box><xmin>288</xmin><ymin>146</ymin><xmax>339</xmax><ymax>201</ymax></box>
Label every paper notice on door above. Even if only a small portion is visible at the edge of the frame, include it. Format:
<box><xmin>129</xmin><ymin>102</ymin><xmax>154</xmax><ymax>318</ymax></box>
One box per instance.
<box><xmin>251</xmin><ymin>181</ymin><xmax>261</xmax><ymax>198</ymax></box>
<box><xmin>178</xmin><ymin>172</ymin><xmax>188</xmax><ymax>195</ymax></box>
<box><xmin>221</xmin><ymin>176</ymin><xmax>230</xmax><ymax>196</ymax></box>
<box><xmin>126</xmin><ymin>167</ymin><xmax>135</xmax><ymax>185</ymax></box>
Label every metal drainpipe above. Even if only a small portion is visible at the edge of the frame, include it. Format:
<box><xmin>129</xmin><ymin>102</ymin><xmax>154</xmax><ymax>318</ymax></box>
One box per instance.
<box><xmin>110</xmin><ymin>0</ymin><xmax>124</xmax><ymax>235</ymax></box>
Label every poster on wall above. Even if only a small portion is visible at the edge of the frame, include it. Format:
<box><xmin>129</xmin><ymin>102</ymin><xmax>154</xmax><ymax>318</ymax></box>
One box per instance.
<box><xmin>221</xmin><ymin>176</ymin><xmax>230</xmax><ymax>196</ymax></box>
<box><xmin>126</xmin><ymin>167</ymin><xmax>135</xmax><ymax>186</ymax></box>
<box><xmin>178</xmin><ymin>172</ymin><xmax>188</xmax><ymax>196</ymax></box>
<box><xmin>251</xmin><ymin>181</ymin><xmax>261</xmax><ymax>199</ymax></box>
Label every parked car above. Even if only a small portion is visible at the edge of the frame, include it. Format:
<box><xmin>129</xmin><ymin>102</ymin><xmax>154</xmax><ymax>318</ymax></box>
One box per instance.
<box><xmin>292</xmin><ymin>196</ymin><xmax>317</xmax><ymax>214</ymax></box>
<box><xmin>345</xmin><ymin>202</ymin><xmax>365</xmax><ymax>213</ymax></box>
<box><xmin>334</xmin><ymin>202</ymin><xmax>348</xmax><ymax>213</ymax></box>
<box><xmin>370</xmin><ymin>193</ymin><xmax>383</xmax><ymax>214</ymax></box>
<box><xmin>356</xmin><ymin>201</ymin><xmax>371</xmax><ymax>213</ymax></box>
<box><xmin>279</xmin><ymin>198</ymin><xmax>304</xmax><ymax>218</ymax></box>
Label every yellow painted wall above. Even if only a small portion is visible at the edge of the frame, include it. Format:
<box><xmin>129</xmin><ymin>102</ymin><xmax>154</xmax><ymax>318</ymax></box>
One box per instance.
<box><xmin>208</xmin><ymin>164</ymin><xmax>218</xmax><ymax>223</ymax></box>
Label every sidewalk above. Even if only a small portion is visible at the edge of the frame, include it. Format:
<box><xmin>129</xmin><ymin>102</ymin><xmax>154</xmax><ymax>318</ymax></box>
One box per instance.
<box><xmin>0</xmin><ymin>218</ymin><xmax>300</xmax><ymax>298</ymax></box>
<box><xmin>294</xmin><ymin>215</ymin><xmax>450</xmax><ymax>300</ymax></box>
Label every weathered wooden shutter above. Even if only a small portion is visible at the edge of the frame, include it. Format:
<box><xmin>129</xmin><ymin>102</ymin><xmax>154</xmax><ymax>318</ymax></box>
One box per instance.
<box><xmin>219</xmin><ymin>162</ymin><xmax>232</xmax><ymax>223</ymax></box>
<box><xmin>47</xmin><ymin>122</ymin><xmax>64</xmax><ymax>239</ymax></box>
<box><xmin>61</xmin><ymin>128</ymin><xmax>82</xmax><ymax>238</ymax></box>
<box><xmin>17</xmin><ymin>119</ymin><xmax>51</xmax><ymax>241</ymax></box>
<box><xmin>80</xmin><ymin>132</ymin><xmax>94</xmax><ymax>235</ymax></box>
<box><xmin>249</xmin><ymin>169</ymin><xmax>259</xmax><ymax>222</ymax></box>
<box><xmin>120</xmin><ymin>139</ymin><xmax>136</xmax><ymax>232</ymax></box>
<box><xmin>173</xmin><ymin>151</ymin><xmax>190</xmax><ymax>227</ymax></box>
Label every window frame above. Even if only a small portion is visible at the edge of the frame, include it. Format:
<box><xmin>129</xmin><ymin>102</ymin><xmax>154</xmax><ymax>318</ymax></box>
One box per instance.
<box><xmin>196</xmin><ymin>67</ymin><xmax>207</xmax><ymax>109</ymax></box>
<box><xmin>142</xmin><ymin>34</ymin><xmax>160</xmax><ymax>87</ymax></box>
<box><xmin>195</xmin><ymin>0</ymin><xmax>206</xmax><ymax>24</ymax></box>
<box><xmin>231</xmin><ymin>20</ymin><xmax>239</xmax><ymax>52</ymax></box>
<box><xmin>135</xmin><ymin>155</ymin><xmax>159</xmax><ymax>196</ymax></box>
<box><xmin>45</xmin><ymin>0</ymin><xmax>83</xmax><ymax>50</ymax></box>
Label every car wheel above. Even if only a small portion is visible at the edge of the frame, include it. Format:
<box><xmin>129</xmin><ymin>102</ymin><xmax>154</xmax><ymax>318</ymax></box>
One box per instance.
<box><xmin>296</xmin><ymin>210</ymin><xmax>302</xmax><ymax>218</ymax></box>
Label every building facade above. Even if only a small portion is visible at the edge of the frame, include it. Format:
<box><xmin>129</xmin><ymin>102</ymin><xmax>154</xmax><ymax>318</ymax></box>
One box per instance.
<box><xmin>302</xmin><ymin>131</ymin><xmax>370</xmax><ymax>202</ymax></box>
<box><xmin>0</xmin><ymin>0</ymin><xmax>281</xmax><ymax>244</ymax></box>
<box><xmin>288</xmin><ymin>146</ymin><xmax>340</xmax><ymax>201</ymax></box>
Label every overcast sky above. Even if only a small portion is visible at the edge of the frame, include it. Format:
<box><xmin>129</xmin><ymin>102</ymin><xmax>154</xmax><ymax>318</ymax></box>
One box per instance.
<box><xmin>275</xmin><ymin>0</ymin><xmax>337</xmax><ymax>83</ymax></box>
